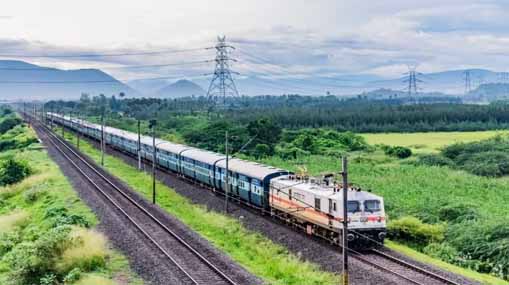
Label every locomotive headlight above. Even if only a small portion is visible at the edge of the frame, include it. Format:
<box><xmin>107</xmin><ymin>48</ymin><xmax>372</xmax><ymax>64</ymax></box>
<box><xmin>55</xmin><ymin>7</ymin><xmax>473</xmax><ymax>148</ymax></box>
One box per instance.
<box><xmin>360</xmin><ymin>217</ymin><xmax>368</xmax><ymax>223</ymax></box>
<box><xmin>377</xmin><ymin>216</ymin><xmax>383</xmax><ymax>222</ymax></box>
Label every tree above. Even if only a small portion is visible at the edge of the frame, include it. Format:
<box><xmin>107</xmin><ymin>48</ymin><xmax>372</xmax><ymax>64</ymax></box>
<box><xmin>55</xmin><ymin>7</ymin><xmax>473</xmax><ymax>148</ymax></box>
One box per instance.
<box><xmin>247</xmin><ymin>118</ymin><xmax>281</xmax><ymax>155</ymax></box>
<box><xmin>253</xmin><ymin>144</ymin><xmax>270</xmax><ymax>159</ymax></box>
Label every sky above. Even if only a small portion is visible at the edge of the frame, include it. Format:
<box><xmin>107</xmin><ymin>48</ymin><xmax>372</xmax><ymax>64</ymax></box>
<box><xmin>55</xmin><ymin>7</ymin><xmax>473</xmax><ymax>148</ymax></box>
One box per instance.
<box><xmin>0</xmin><ymin>0</ymin><xmax>509</xmax><ymax>83</ymax></box>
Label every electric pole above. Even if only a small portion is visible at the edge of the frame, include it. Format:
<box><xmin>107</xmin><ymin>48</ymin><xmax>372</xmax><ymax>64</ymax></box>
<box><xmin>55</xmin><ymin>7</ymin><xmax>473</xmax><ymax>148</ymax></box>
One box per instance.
<box><xmin>224</xmin><ymin>131</ymin><xmax>229</xmax><ymax>213</ymax></box>
<box><xmin>100</xmin><ymin>109</ymin><xmax>105</xmax><ymax>166</ymax></box>
<box><xmin>206</xmin><ymin>36</ymin><xmax>239</xmax><ymax>105</ymax></box>
<box><xmin>76</xmin><ymin>112</ymin><xmax>80</xmax><ymax>150</ymax></box>
<box><xmin>150</xmin><ymin>119</ymin><xmax>157</xmax><ymax>204</ymax></box>
<box><xmin>138</xmin><ymin>120</ymin><xmax>142</xmax><ymax>170</ymax></box>
<box><xmin>341</xmin><ymin>156</ymin><xmax>349</xmax><ymax>285</ymax></box>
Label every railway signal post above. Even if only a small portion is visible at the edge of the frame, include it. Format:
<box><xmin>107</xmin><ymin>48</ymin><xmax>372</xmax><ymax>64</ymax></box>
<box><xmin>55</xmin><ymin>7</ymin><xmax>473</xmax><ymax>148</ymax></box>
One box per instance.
<box><xmin>150</xmin><ymin>119</ymin><xmax>157</xmax><ymax>204</ymax></box>
<box><xmin>341</xmin><ymin>156</ymin><xmax>349</xmax><ymax>285</ymax></box>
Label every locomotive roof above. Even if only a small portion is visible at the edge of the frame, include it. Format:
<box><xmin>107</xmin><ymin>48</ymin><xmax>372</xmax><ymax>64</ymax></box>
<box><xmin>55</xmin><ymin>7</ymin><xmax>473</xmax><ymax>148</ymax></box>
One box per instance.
<box><xmin>271</xmin><ymin>175</ymin><xmax>383</xmax><ymax>201</ymax></box>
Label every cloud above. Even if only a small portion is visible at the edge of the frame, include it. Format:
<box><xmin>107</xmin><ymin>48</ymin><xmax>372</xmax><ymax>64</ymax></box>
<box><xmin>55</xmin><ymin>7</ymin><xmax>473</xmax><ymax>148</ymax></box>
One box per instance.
<box><xmin>1</xmin><ymin>0</ymin><xmax>509</xmax><ymax>84</ymax></box>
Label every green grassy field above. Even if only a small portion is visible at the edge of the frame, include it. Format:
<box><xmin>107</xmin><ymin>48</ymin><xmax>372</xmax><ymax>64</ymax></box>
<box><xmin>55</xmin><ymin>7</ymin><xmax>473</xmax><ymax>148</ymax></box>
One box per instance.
<box><xmin>362</xmin><ymin>130</ymin><xmax>509</xmax><ymax>153</ymax></box>
<box><xmin>0</xmin><ymin>127</ymin><xmax>142</xmax><ymax>285</ymax></box>
<box><xmin>59</xmin><ymin>129</ymin><xmax>339</xmax><ymax>285</ymax></box>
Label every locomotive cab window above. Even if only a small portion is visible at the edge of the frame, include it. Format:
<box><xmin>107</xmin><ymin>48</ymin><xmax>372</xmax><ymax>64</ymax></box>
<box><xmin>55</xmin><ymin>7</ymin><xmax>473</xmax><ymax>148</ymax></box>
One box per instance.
<box><xmin>347</xmin><ymin>201</ymin><xmax>360</xmax><ymax>213</ymax></box>
<box><xmin>364</xmin><ymin>200</ymin><xmax>381</xmax><ymax>213</ymax></box>
<box><xmin>314</xmin><ymin>198</ymin><xmax>321</xmax><ymax>211</ymax></box>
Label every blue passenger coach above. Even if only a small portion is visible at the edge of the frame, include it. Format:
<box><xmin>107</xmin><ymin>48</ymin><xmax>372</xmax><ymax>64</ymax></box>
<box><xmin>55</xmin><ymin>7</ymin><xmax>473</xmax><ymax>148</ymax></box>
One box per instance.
<box><xmin>48</xmin><ymin>113</ymin><xmax>289</xmax><ymax>210</ymax></box>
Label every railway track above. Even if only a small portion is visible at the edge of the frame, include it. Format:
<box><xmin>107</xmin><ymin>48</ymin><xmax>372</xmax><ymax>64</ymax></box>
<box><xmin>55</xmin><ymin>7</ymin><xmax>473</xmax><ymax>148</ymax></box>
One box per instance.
<box><xmin>34</xmin><ymin>120</ymin><xmax>241</xmax><ymax>285</ymax></box>
<box><xmin>349</xmin><ymin>247</ymin><xmax>462</xmax><ymax>285</ymax></box>
<box><xmin>44</xmin><ymin>116</ymin><xmax>471</xmax><ymax>285</ymax></box>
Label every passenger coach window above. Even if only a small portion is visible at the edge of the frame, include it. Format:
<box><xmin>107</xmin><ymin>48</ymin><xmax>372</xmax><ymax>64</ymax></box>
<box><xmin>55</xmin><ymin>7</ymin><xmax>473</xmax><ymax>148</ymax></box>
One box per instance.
<box><xmin>364</xmin><ymin>200</ymin><xmax>381</xmax><ymax>212</ymax></box>
<box><xmin>347</xmin><ymin>201</ymin><xmax>360</xmax><ymax>213</ymax></box>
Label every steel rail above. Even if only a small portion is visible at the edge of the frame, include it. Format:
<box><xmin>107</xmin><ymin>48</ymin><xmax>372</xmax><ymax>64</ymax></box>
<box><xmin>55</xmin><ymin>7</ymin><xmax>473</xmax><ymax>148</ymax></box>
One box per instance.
<box><xmin>37</xmin><ymin>122</ymin><xmax>238</xmax><ymax>285</ymax></box>
<box><xmin>369</xmin><ymin>249</ymin><xmax>462</xmax><ymax>285</ymax></box>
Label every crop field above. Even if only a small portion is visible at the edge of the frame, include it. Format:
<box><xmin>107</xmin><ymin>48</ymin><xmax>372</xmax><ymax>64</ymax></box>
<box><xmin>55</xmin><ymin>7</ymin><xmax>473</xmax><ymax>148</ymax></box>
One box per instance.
<box><xmin>362</xmin><ymin>130</ymin><xmax>509</xmax><ymax>153</ymax></box>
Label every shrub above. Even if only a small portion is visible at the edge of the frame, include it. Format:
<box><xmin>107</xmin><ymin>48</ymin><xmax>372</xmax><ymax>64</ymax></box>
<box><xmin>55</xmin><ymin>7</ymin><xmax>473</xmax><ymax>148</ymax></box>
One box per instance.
<box><xmin>0</xmin><ymin>159</ymin><xmax>32</xmax><ymax>186</ymax></box>
<box><xmin>45</xmin><ymin>206</ymin><xmax>90</xmax><ymax>228</ymax></box>
<box><xmin>423</xmin><ymin>243</ymin><xmax>459</xmax><ymax>264</ymax></box>
<box><xmin>387</xmin><ymin>216</ymin><xmax>445</xmax><ymax>248</ymax></box>
<box><xmin>438</xmin><ymin>203</ymin><xmax>478</xmax><ymax>223</ymax></box>
<box><xmin>383</xmin><ymin>145</ymin><xmax>412</xmax><ymax>159</ymax></box>
<box><xmin>63</xmin><ymin>268</ymin><xmax>82</xmax><ymax>283</ymax></box>
<box><xmin>0</xmin><ymin>231</ymin><xmax>22</xmax><ymax>256</ymax></box>
<box><xmin>23</xmin><ymin>184</ymin><xmax>47</xmax><ymax>203</ymax></box>
<box><xmin>0</xmin><ymin>117</ymin><xmax>22</xmax><ymax>134</ymax></box>
<box><xmin>3</xmin><ymin>226</ymin><xmax>72</xmax><ymax>285</ymax></box>
<box><xmin>416</xmin><ymin>154</ymin><xmax>453</xmax><ymax>167</ymax></box>
<box><xmin>57</xmin><ymin>228</ymin><xmax>108</xmax><ymax>273</ymax></box>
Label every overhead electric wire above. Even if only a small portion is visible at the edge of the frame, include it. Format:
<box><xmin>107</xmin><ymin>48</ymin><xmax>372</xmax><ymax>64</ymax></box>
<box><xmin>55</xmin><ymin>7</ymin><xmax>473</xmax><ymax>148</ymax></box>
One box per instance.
<box><xmin>0</xmin><ymin>47</ymin><xmax>213</xmax><ymax>58</ymax></box>
<box><xmin>0</xmin><ymin>73</ymin><xmax>209</xmax><ymax>84</ymax></box>
<box><xmin>0</xmin><ymin>60</ymin><xmax>214</xmax><ymax>71</ymax></box>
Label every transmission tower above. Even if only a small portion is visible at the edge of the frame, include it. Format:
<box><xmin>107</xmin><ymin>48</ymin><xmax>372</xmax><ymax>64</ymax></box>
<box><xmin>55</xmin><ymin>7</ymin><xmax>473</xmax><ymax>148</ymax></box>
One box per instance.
<box><xmin>403</xmin><ymin>65</ymin><xmax>422</xmax><ymax>96</ymax></box>
<box><xmin>464</xmin><ymin>70</ymin><xmax>472</xmax><ymax>94</ymax></box>
<box><xmin>206</xmin><ymin>36</ymin><xmax>239</xmax><ymax>104</ymax></box>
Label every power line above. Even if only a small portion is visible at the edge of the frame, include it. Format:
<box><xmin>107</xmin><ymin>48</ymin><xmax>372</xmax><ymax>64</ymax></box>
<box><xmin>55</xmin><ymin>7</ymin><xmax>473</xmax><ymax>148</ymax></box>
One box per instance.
<box><xmin>0</xmin><ymin>47</ymin><xmax>212</xmax><ymax>58</ymax></box>
<box><xmin>0</xmin><ymin>60</ymin><xmax>213</xmax><ymax>71</ymax></box>
<box><xmin>0</xmin><ymin>74</ymin><xmax>209</xmax><ymax>84</ymax></box>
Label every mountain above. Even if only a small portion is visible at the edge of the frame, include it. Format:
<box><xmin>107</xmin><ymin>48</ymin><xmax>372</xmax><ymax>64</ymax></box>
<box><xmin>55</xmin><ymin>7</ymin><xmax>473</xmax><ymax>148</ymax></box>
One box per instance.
<box><xmin>0</xmin><ymin>60</ymin><xmax>138</xmax><ymax>101</ymax></box>
<box><xmin>154</xmin><ymin>79</ymin><xmax>206</xmax><ymax>98</ymax></box>
<box><xmin>464</xmin><ymin>83</ymin><xmax>509</xmax><ymax>103</ymax></box>
<box><xmin>127</xmin><ymin>78</ymin><xmax>169</xmax><ymax>95</ymax></box>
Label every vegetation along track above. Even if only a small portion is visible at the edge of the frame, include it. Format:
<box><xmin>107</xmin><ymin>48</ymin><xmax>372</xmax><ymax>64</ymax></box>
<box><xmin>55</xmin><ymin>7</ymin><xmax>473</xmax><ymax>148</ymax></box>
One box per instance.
<box><xmin>33</xmin><ymin>121</ymin><xmax>244</xmax><ymax>285</ymax></box>
<box><xmin>48</xmin><ymin>117</ymin><xmax>479</xmax><ymax>285</ymax></box>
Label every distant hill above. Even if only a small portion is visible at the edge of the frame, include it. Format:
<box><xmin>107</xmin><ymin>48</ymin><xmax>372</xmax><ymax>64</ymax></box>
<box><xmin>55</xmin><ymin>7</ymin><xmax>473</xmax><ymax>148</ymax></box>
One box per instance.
<box><xmin>0</xmin><ymin>60</ymin><xmax>138</xmax><ymax>100</ymax></box>
<box><xmin>154</xmin><ymin>79</ymin><xmax>206</xmax><ymax>98</ymax></box>
<box><xmin>464</xmin><ymin>83</ymin><xmax>509</xmax><ymax>103</ymax></box>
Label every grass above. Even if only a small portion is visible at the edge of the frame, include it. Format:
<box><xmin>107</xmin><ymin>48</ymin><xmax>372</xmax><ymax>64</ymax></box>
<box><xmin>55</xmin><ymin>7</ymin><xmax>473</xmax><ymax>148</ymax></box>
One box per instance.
<box><xmin>385</xmin><ymin>241</ymin><xmax>509</xmax><ymax>285</ymax></box>
<box><xmin>0</xmin><ymin>125</ymin><xmax>143</xmax><ymax>285</ymax></box>
<box><xmin>74</xmin><ymin>274</ymin><xmax>117</xmax><ymax>285</ymax></box>
<box><xmin>60</xmin><ymin>128</ymin><xmax>340</xmax><ymax>285</ymax></box>
<box><xmin>361</xmin><ymin>130</ymin><xmax>509</xmax><ymax>153</ymax></box>
<box><xmin>0</xmin><ymin>211</ymin><xmax>29</xmax><ymax>234</ymax></box>
<box><xmin>58</xmin><ymin>227</ymin><xmax>108</xmax><ymax>273</ymax></box>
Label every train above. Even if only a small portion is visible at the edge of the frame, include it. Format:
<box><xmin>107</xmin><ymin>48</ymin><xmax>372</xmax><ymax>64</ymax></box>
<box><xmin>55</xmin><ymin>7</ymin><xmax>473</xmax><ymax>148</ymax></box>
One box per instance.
<box><xmin>47</xmin><ymin>112</ymin><xmax>387</xmax><ymax>247</ymax></box>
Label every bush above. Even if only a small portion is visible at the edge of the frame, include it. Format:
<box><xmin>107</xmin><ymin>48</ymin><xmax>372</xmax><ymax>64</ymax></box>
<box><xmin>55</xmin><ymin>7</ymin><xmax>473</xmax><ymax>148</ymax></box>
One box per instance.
<box><xmin>0</xmin><ymin>117</ymin><xmax>22</xmax><ymax>135</ymax></box>
<box><xmin>45</xmin><ymin>206</ymin><xmax>90</xmax><ymax>228</ymax></box>
<box><xmin>0</xmin><ymin>159</ymin><xmax>31</xmax><ymax>186</ymax></box>
<box><xmin>3</xmin><ymin>226</ymin><xmax>72</xmax><ymax>285</ymax></box>
<box><xmin>387</xmin><ymin>216</ymin><xmax>445</xmax><ymax>248</ymax></box>
<box><xmin>438</xmin><ymin>203</ymin><xmax>478</xmax><ymax>223</ymax></box>
<box><xmin>383</xmin><ymin>145</ymin><xmax>412</xmax><ymax>159</ymax></box>
<box><xmin>416</xmin><ymin>154</ymin><xmax>453</xmax><ymax>167</ymax></box>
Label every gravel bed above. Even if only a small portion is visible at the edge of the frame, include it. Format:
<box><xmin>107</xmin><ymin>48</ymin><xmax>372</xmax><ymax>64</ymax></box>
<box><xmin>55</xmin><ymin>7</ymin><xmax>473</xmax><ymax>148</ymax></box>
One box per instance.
<box><xmin>35</xmin><ymin>124</ymin><xmax>260</xmax><ymax>285</ymax></box>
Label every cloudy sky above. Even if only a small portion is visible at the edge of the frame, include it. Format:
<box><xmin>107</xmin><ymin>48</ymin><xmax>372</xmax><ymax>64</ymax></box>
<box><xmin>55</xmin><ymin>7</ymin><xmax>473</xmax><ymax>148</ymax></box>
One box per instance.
<box><xmin>0</xmin><ymin>0</ymin><xmax>508</xmax><ymax>82</ymax></box>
